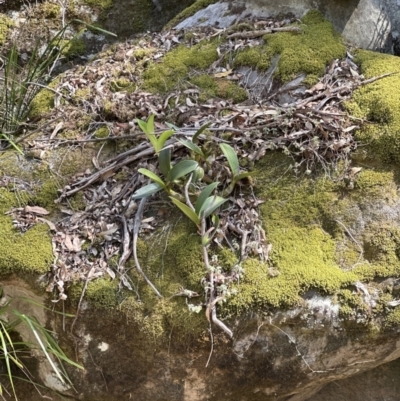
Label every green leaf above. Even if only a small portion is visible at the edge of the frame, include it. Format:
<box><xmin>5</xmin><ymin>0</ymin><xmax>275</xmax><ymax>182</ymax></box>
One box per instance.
<box><xmin>178</xmin><ymin>139</ymin><xmax>205</xmax><ymax>158</ymax></box>
<box><xmin>132</xmin><ymin>183</ymin><xmax>162</xmax><ymax>199</ymax></box>
<box><xmin>170</xmin><ymin>197</ymin><xmax>200</xmax><ymax>226</ymax></box>
<box><xmin>167</xmin><ymin>160</ymin><xmax>198</xmax><ymax>182</ymax></box>
<box><xmin>195</xmin><ymin>182</ymin><xmax>219</xmax><ymax>215</ymax></box>
<box><xmin>136</xmin><ymin>118</ymin><xmax>150</xmax><ymax>135</ymax></box>
<box><xmin>220</xmin><ymin>143</ymin><xmax>240</xmax><ymax>176</ymax></box>
<box><xmin>200</xmin><ymin>196</ymin><xmax>228</xmax><ymax>219</ymax></box>
<box><xmin>138</xmin><ymin>168</ymin><xmax>166</xmax><ymax>189</ymax></box>
<box><xmin>147</xmin><ymin>114</ymin><xmax>155</xmax><ymax>135</ymax></box>
<box><xmin>156</xmin><ymin>129</ymin><xmax>174</xmax><ymax>152</ymax></box>
<box><xmin>158</xmin><ymin>147</ymin><xmax>171</xmax><ymax>177</ymax></box>
<box><xmin>193</xmin><ymin>122</ymin><xmax>212</xmax><ymax>143</ymax></box>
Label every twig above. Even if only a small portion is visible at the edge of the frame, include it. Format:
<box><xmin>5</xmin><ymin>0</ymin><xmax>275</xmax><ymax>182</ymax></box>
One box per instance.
<box><xmin>205</xmin><ymin>322</ymin><xmax>214</xmax><ymax>368</ymax></box>
<box><xmin>132</xmin><ymin>196</ymin><xmax>163</xmax><ymax>298</ymax></box>
<box><xmin>117</xmin><ymin>215</ymin><xmax>131</xmax><ymax>271</ymax></box>
<box><xmin>184</xmin><ymin>174</ymin><xmax>195</xmax><ymax>211</ymax></box>
<box><xmin>33</xmin><ymin>134</ymin><xmax>142</xmax><ymax>144</ymax></box>
<box><xmin>70</xmin><ymin>266</ymin><xmax>94</xmax><ymax>335</ymax></box>
<box><xmin>335</xmin><ymin>219</ymin><xmax>363</xmax><ymax>267</ymax></box>
<box><xmin>227</xmin><ymin>25</ymin><xmax>300</xmax><ymax>39</ymax></box>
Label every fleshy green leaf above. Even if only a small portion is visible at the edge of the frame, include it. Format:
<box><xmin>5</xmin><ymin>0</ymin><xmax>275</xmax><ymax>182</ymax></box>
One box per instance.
<box><xmin>147</xmin><ymin>114</ymin><xmax>155</xmax><ymax>134</ymax></box>
<box><xmin>167</xmin><ymin>160</ymin><xmax>198</xmax><ymax>182</ymax></box>
<box><xmin>158</xmin><ymin>148</ymin><xmax>171</xmax><ymax>177</ymax></box>
<box><xmin>138</xmin><ymin>168</ymin><xmax>166</xmax><ymax>189</ymax></box>
<box><xmin>136</xmin><ymin>118</ymin><xmax>150</xmax><ymax>135</ymax></box>
<box><xmin>156</xmin><ymin>129</ymin><xmax>174</xmax><ymax>152</ymax></box>
<box><xmin>193</xmin><ymin>122</ymin><xmax>212</xmax><ymax>143</ymax></box>
<box><xmin>195</xmin><ymin>182</ymin><xmax>219</xmax><ymax>215</ymax></box>
<box><xmin>178</xmin><ymin>139</ymin><xmax>205</xmax><ymax>158</ymax></box>
<box><xmin>132</xmin><ymin>183</ymin><xmax>163</xmax><ymax>199</ymax></box>
<box><xmin>200</xmin><ymin>196</ymin><xmax>228</xmax><ymax>218</ymax></box>
<box><xmin>170</xmin><ymin>197</ymin><xmax>200</xmax><ymax>226</ymax></box>
<box><xmin>220</xmin><ymin>143</ymin><xmax>240</xmax><ymax>176</ymax></box>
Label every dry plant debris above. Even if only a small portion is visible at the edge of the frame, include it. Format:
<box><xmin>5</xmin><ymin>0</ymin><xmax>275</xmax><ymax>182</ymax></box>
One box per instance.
<box><xmin>4</xmin><ymin>17</ymin><xmax>394</xmax><ymax>331</ymax></box>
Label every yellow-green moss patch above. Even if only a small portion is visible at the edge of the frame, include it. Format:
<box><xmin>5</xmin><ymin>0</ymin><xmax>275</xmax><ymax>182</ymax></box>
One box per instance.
<box><xmin>0</xmin><ymin>189</ymin><xmax>53</xmax><ymax>275</ymax></box>
<box><xmin>0</xmin><ymin>14</ymin><xmax>13</xmax><ymax>45</ymax></box>
<box><xmin>143</xmin><ymin>40</ymin><xmax>219</xmax><ymax>93</ymax></box>
<box><xmin>345</xmin><ymin>50</ymin><xmax>400</xmax><ymax>163</ymax></box>
<box><xmin>234</xmin><ymin>10</ymin><xmax>345</xmax><ymax>83</ymax></box>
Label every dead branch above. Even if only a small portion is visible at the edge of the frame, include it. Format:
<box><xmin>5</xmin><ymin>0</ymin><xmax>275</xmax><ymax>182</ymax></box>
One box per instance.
<box><xmin>227</xmin><ymin>26</ymin><xmax>301</xmax><ymax>39</ymax></box>
<box><xmin>132</xmin><ymin>195</ymin><xmax>163</xmax><ymax>298</ymax></box>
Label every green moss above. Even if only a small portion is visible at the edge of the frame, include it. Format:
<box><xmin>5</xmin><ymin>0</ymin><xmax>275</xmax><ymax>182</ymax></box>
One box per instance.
<box><xmin>0</xmin><ymin>189</ymin><xmax>53</xmax><ymax>275</ymax></box>
<box><xmin>33</xmin><ymin>180</ymin><xmax>60</xmax><ymax>211</ymax></box>
<box><xmin>29</xmin><ymin>80</ymin><xmax>59</xmax><ymax>117</ymax></box>
<box><xmin>94</xmin><ymin>126</ymin><xmax>109</xmax><ymax>138</ymax></box>
<box><xmin>143</xmin><ymin>40</ymin><xmax>219</xmax><ymax>93</ymax></box>
<box><xmin>40</xmin><ymin>2</ymin><xmax>61</xmax><ymax>18</ymax></box>
<box><xmin>70</xmin><ymin>278</ymin><xmax>119</xmax><ymax>308</ymax></box>
<box><xmin>83</xmin><ymin>0</ymin><xmax>113</xmax><ymax>11</ymax></box>
<box><xmin>68</xmin><ymin>192</ymin><xmax>86</xmax><ymax>211</ymax></box>
<box><xmin>215</xmin><ymin>80</ymin><xmax>248</xmax><ymax>103</ymax></box>
<box><xmin>233</xmin><ymin>10</ymin><xmax>345</xmax><ymax>83</ymax></box>
<box><xmin>337</xmin><ymin>289</ymin><xmax>366</xmax><ymax>317</ymax></box>
<box><xmin>345</xmin><ymin>50</ymin><xmax>400</xmax><ymax>163</ymax></box>
<box><xmin>354</xmin><ymin>169</ymin><xmax>396</xmax><ymax>198</ymax></box>
<box><xmin>133</xmin><ymin>48</ymin><xmax>154</xmax><ymax>60</ymax></box>
<box><xmin>385</xmin><ymin>307</ymin><xmax>400</xmax><ymax>328</ymax></box>
<box><xmin>191</xmin><ymin>74</ymin><xmax>248</xmax><ymax>103</ymax></box>
<box><xmin>61</xmin><ymin>38</ymin><xmax>86</xmax><ymax>58</ymax></box>
<box><xmin>0</xmin><ymin>14</ymin><xmax>14</xmax><ymax>45</ymax></box>
<box><xmin>234</xmin><ymin>46</ymin><xmax>274</xmax><ymax>71</ymax></box>
<box><xmin>110</xmin><ymin>78</ymin><xmax>135</xmax><ymax>93</ymax></box>
<box><xmin>165</xmin><ymin>0</ymin><xmax>218</xmax><ymax>29</ymax></box>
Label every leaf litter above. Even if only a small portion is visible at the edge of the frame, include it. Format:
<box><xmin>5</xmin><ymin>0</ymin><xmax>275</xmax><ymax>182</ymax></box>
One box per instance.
<box><xmin>4</xmin><ymin>17</ymin><xmax>394</xmax><ymax>306</ymax></box>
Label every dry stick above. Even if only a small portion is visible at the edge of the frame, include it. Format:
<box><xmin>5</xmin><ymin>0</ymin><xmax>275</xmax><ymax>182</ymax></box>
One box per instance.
<box><xmin>59</xmin><ymin>141</ymin><xmax>184</xmax><ymax>199</ymax></box>
<box><xmin>132</xmin><ymin>196</ymin><xmax>163</xmax><ymax>298</ymax></box>
<box><xmin>202</xmin><ymin>218</ymin><xmax>233</xmax><ymax>340</ymax></box>
<box><xmin>117</xmin><ymin>215</ymin><xmax>132</xmax><ymax>271</ymax></box>
<box><xmin>11</xmin><ymin>116</ymin><xmax>63</xmax><ymax>145</ymax></box>
<box><xmin>70</xmin><ymin>265</ymin><xmax>95</xmax><ymax>335</ymax></box>
<box><xmin>335</xmin><ymin>219</ymin><xmax>363</xmax><ymax>267</ymax></box>
<box><xmin>227</xmin><ymin>25</ymin><xmax>301</xmax><ymax>39</ymax></box>
<box><xmin>288</xmin><ymin>72</ymin><xmax>396</xmax><ymax>109</ymax></box>
<box><xmin>34</xmin><ymin>134</ymin><xmax>142</xmax><ymax>144</ymax></box>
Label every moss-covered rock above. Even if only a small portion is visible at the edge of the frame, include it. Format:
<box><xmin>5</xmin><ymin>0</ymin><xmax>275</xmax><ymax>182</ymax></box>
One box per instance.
<box><xmin>345</xmin><ymin>50</ymin><xmax>400</xmax><ymax>164</ymax></box>
<box><xmin>0</xmin><ymin>13</ymin><xmax>13</xmax><ymax>45</ymax></box>
<box><xmin>234</xmin><ymin>10</ymin><xmax>345</xmax><ymax>83</ymax></box>
<box><xmin>0</xmin><ymin>189</ymin><xmax>53</xmax><ymax>275</ymax></box>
